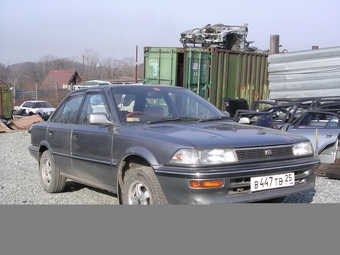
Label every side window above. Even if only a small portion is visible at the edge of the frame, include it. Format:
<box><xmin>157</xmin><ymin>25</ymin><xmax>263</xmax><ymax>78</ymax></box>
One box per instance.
<box><xmin>51</xmin><ymin>94</ymin><xmax>84</xmax><ymax>124</ymax></box>
<box><xmin>34</xmin><ymin>102</ymin><xmax>43</xmax><ymax>108</ymax></box>
<box><xmin>296</xmin><ymin>112</ymin><xmax>339</xmax><ymax>128</ymax></box>
<box><xmin>79</xmin><ymin>93</ymin><xmax>109</xmax><ymax>125</ymax></box>
<box><xmin>23</xmin><ymin>102</ymin><xmax>31</xmax><ymax>107</ymax></box>
<box><xmin>326</xmin><ymin>115</ymin><xmax>340</xmax><ymax>128</ymax></box>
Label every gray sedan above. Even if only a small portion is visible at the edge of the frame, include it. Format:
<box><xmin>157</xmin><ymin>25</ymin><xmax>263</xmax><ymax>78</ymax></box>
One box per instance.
<box><xmin>28</xmin><ymin>84</ymin><xmax>320</xmax><ymax>204</ymax></box>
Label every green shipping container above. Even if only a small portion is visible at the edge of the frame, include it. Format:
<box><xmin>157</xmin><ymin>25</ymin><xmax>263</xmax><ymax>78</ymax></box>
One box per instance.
<box><xmin>0</xmin><ymin>82</ymin><xmax>12</xmax><ymax>119</ymax></box>
<box><xmin>143</xmin><ymin>46</ymin><xmax>269</xmax><ymax>110</ymax></box>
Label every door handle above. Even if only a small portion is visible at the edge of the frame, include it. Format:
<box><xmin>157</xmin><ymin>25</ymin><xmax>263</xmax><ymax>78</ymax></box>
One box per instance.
<box><xmin>72</xmin><ymin>134</ymin><xmax>79</xmax><ymax>140</ymax></box>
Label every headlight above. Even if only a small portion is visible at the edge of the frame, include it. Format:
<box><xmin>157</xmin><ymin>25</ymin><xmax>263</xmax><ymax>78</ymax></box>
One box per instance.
<box><xmin>170</xmin><ymin>148</ymin><xmax>238</xmax><ymax>165</ymax></box>
<box><xmin>293</xmin><ymin>141</ymin><xmax>314</xmax><ymax>156</ymax></box>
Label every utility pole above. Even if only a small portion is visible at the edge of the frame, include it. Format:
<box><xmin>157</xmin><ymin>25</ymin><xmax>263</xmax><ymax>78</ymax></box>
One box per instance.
<box><xmin>82</xmin><ymin>55</ymin><xmax>85</xmax><ymax>78</ymax></box>
<box><xmin>135</xmin><ymin>45</ymin><xmax>138</xmax><ymax>83</ymax></box>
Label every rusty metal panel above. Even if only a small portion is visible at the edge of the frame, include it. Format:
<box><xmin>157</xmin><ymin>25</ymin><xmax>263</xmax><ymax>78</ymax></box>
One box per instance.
<box><xmin>268</xmin><ymin>46</ymin><xmax>340</xmax><ymax>99</ymax></box>
<box><xmin>209</xmin><ymin>49</ymin><xmax>269</xmax><ymax>110</ymax></box>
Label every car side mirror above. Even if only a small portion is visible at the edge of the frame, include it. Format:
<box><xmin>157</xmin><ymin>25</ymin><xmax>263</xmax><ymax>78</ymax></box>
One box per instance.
<box><xmin>88</xmin><ymin>113</ymin><xmax>113</xmax><ymax>125</ymax></box>
<box><xmin>238</xmin><ymin>117</ymin><xmax>250</xmax><ymax>124</ymax></box>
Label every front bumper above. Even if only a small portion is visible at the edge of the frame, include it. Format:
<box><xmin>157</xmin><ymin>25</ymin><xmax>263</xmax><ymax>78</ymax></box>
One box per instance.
<box><xmin>155</xmin><ymin>157</ymin><xmax>320</xmax><ymax>204</ymax></box>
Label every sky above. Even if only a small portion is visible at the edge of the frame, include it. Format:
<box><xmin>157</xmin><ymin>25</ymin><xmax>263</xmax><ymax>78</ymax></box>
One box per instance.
<box><xmin>1</xmin><ymin>0</ymin><xmax>340</xmax><ymax>66</ymax></box>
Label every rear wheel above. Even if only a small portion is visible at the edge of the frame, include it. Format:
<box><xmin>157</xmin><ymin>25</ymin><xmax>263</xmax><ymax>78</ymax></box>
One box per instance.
<box><xmin>40</xmin><ymin>150</ymin><xmax>66</xmax><ymax>193</ymax></box>
<box><xmin>122</xmin><ymin>166</ymin><xmax>167</xmax><ymax>204</ymax></box>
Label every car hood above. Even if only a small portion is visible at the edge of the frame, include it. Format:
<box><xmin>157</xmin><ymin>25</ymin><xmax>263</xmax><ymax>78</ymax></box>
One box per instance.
<box><xmin>129</xmin><ymin>121</ymin><xmax>307</xmax><ymax>148</ymax></box>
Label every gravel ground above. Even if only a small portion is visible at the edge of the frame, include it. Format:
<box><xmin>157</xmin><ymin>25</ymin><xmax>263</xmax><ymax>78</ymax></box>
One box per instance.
<box><xmin>1</xmin><ymin>130</ymin><xmax>340</xmax><ymax>204</ymax></box>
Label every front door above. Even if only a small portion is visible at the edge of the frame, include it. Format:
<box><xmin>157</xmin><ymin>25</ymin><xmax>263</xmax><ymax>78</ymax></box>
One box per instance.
<box><xmin>71</xmin><ymin>91</ymin><xmax>117</xmax><ymax>191</ymax></box>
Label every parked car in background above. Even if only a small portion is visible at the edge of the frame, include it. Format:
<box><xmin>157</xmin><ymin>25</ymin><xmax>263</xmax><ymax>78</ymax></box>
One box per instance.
<box><xmin>13</xmin><ymin>100</ymin><xmax>55</xmax><ymax>120</ymax></box>
<box><xmin>235</xmin><ymin>98</ymin><xmax>340</xmax><ymax>164</ymax></box>
<box><xmin>284</xmin><ymin>110</ymin><xmax>340</xmax><ymax>164</ymax></box>
<box><xmin>28</xmin><ymin>84</ymin><xmax>319</xmax><ymax>204</ymax></box>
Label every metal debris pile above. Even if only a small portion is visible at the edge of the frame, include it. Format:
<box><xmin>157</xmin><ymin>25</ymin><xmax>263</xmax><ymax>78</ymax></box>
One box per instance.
<box><xmin>179</xmin><ymin>23</ymin><xmax>258</xmax><ymax>51</ymax></box>
<box><xmin>0</xmin><ymin>115</ymin><xmax>43</xmax><ymax>133</ymax></box>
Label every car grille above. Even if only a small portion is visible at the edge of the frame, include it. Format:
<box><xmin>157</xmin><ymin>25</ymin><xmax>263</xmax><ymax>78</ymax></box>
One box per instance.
<box><xmin>235</xmin><ymin>145</ymin><xmax>293</xmax><ymax>161</ymax></box>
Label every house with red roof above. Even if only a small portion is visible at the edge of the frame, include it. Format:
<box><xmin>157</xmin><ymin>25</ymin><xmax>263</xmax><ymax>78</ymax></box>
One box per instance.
<box><xmin>42</xmin><ymin>69</ymin><xmax>82</xmax><ymax>90</ymax></box>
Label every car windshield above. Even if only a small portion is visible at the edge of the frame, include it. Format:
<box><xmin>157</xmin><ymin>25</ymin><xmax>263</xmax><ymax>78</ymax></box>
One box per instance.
<box><xmin>111</xmin><ymin>86</ymin><xmax>226</xmax><ymax>124</ymax></box>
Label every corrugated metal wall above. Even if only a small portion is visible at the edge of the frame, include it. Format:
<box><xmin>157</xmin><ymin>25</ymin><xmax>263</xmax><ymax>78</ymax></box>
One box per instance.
<box><xmin>268</xmin><ymin>46</ymin><xmax>340</xmax><ymax>99</ymax></box>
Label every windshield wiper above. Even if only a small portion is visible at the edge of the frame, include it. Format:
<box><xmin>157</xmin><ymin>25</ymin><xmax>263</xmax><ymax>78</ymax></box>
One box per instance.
<box><xmin>198</xmin><ymin>116</ymin><xmax>231</xmax><ymax>122</ymax></box>
<box><xmin>147</xmin><ymin>117</ymin><xmax>200</xmax><ymax>124</ymax></box>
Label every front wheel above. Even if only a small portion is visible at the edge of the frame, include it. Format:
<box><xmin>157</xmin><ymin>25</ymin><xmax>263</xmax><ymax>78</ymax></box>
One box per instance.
<box><xmin>122</xmin><ymin>167</ymin><xmax>167</xmax><ymax>205</ymax></box>
<box><xmin>40</xmin><ymin>150</ymin><xmax>66</xmax><ymax>193</ymax></box>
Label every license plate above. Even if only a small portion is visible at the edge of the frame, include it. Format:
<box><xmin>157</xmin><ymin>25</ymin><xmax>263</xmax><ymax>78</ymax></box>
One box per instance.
<box><xmin>251</xmin><ymin>173</ymin><xmax>295</xmax><ymax>192</ymax></box>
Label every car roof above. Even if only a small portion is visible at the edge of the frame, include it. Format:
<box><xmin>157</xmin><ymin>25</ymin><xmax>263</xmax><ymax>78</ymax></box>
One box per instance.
<box><xmin>73</xmin><ymin>83</ymin><xmax>184</xmax><ymax>92</ymax></box>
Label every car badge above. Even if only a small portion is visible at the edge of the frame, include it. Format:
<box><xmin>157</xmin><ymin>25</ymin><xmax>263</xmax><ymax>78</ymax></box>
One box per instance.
<box><xmin>264</xmin><ymin>150</ymin><xmax>272</xmax><ymax>156</ymax></box>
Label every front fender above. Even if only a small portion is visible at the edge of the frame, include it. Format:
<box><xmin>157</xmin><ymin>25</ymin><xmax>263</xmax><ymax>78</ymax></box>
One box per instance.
<box><xmin>116</xmin><ymin>146</ymin><xmax>160</xmax><ymax>205</ymax></box>
<box><xmin>122</xmin><ymin>146</ymin><xmax>159</xmax><ymax>167</ymax></box>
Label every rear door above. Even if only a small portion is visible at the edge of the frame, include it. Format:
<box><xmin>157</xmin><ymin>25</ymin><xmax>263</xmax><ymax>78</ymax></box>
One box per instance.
<box><xmin>47</xmin><ymin>92</ymin><xmax>85</xmax><ymax>177</ymax></box>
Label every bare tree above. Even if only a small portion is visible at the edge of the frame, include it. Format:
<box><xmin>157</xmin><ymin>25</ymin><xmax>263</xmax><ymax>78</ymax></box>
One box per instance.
<box><xmin>117</xmin><ymin>57</ymin><xmax>135</xmax><ymax>78</ymax></box>
<box><xmin>4</xmin><ymin>49</ymin><xmax>144</xmax><ymax>91</ymax></box>
<box><xmin>22</xmin><ymin>62</ymin><xmax>45</xmax><ymax>89</ymax></box>
<box><xmin>0</xmin><ymin>63</ymin><xmax>9</xmax><ymax>84</ymax></box>
<box><xmin>137</xmin><ymin>63</ymin><xmax>144</xmax><ymax>80</ymax></box>
<box><xmin>39</xmin><ymin>55</ymin><xmax>80</xmax><ymax>76</ymax></box>
<box><xmin>101</xmin><ymin>57</ymin><xmax>122</xmax><ymax>80</ymax></box>
<box><xmin>82</xmin><ymin>49</ymin><xmax>101</xmax><ymax>80</ymax></box>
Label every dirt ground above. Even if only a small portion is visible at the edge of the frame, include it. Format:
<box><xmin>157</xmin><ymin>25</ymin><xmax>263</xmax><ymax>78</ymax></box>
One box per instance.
<box><xmin>318</xmin><ymin>159</ymin><xmax>340</xmax><ymax>180</ymax></box>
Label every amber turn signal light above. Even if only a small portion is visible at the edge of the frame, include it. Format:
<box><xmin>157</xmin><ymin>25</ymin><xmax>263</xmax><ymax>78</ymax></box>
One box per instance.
<box><xmin>189</xmin><ymin>179</ymin><xmax>224</xmax><ymax>189</ymax></box>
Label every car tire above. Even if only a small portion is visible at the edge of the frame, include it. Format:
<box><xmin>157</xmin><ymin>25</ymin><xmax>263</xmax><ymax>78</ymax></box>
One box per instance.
<box><xmin>122</xmin><ymin>166</ymin><xmax>167</xmax><ymax>205</ymax></box>
<box><xmin>40</xmin><ymin>150</ymin><xmax>66</xmax><ymax>193</ymax></box>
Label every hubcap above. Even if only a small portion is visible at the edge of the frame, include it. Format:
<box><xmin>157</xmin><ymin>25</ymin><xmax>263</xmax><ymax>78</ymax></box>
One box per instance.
<box><xmin>41</xmin><ymin>158</ymin><xmax>52</xmax><ymax>185</ymax></box>
<box><xmin>128</xmin><ymin>181</ymin><xmax>150</xmax><ymax>204</ymax></box>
